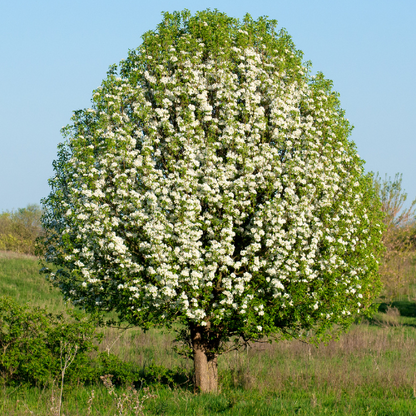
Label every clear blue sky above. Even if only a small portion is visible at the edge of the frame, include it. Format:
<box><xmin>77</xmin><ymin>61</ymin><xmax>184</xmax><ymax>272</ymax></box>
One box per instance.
<box><xmin>1</xmin><ymin>0</ymin><xmax>415</xmax><ymax>212</ymax></box>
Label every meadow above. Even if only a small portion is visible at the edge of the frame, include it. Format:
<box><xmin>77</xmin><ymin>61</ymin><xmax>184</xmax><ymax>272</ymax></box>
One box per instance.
<box><xmin>1</xmin><ymin>251</ymin><xmax>416</xmax><ymax>415</ymax></box>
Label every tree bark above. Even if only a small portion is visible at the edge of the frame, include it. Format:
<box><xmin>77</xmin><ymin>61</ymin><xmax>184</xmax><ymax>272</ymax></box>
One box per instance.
<box><xmin>191</xmin><ymin>326</ymin><xmax>218</xmax><ymax>393</ymax></box>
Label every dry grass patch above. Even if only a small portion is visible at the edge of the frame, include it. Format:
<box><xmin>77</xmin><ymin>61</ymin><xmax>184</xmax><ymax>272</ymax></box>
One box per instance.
<box><xmin>220</xmin><ymin>324</ymin><xmax>416</xmax><ymax>397</ymax></box>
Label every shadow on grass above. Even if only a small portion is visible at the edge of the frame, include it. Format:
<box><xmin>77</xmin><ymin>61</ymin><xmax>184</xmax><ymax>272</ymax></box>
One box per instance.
<box><xmin>377</xmin><ymin>300</ymin><xmax>416</xmax><ymax>317</ymax></box>
<box><xmin>138</xmin><ymin>363</ymin><xmax>193</xmax><ymax>391</ymax></box>
<box><xmin>365</xmin><ymin>301</ymin><xmax>416</xmax><ymax>328</ymax></box>
<box><xmin>66</xmin><ymin>353</ymin><xmax>194</xmax><ymax>392</ymax></box>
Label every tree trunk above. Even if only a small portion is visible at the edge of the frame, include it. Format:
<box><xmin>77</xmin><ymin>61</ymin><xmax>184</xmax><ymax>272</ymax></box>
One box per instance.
<box><xmin>191</xmin><ymin>326</ymin><xmax>218</xmax><ymax>393</ymax></box>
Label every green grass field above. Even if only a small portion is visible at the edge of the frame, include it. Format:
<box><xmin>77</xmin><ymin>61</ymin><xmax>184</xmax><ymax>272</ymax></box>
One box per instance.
<box><xmin>0</xmin><ymin>251</ymin><xmax>65</xmax><ymax>312</ymax></box>
<box><xmin>1</xmin><ymin>252</ymin><xmax>416</xmax><ymax>415</ymax></box>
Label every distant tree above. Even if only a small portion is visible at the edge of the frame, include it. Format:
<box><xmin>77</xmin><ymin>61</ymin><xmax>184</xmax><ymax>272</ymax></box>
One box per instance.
<box><xmin>0</xmin><ymin>204</ymin><xmax>43</xmax><ymax>255</ymax></box>
<box><xmin>373</xmin><ymin>173</ymin><xmax>416</xmax><ymax>300</ymax></box>
<box><xmin>40</xmin><ymin>10</ymin><xmax>384</xmax><ymax>392</ymax></box>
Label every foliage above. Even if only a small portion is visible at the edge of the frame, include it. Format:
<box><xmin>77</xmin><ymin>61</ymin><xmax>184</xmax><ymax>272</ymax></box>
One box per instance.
<box><xmin>0</xmin><ymin>204</ymin><xmax>43</xmax><ymax>255</ymax></box>
<box><xmin>0</xmin><ymin>296</ymin><xmax>100</xmax><ymax>386</ymax></box>
<box><xmin>40</xmin><ymin>9</ymin><xmax>384</xmax><ymax>391</ymax></box>
<box><xmin>373</xmin><ymin>173</ymin><xmax>416</xmax><ymax>231</ymax></box>
<box><xmin>373</xmin><ymin>173</ymin><xmax>416</xmax><ymax>300</ymax></box>
<box><xmin>0</xmin><ymin>295</ymin><xmax>191</xmax><ymax>389</ymax></box>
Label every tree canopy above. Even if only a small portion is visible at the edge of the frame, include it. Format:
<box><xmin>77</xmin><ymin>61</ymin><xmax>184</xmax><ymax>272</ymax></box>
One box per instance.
<box><xmin>40</xmin><ymin>9</ymin><xmax>384</xmax><ymax>392</ymax></box>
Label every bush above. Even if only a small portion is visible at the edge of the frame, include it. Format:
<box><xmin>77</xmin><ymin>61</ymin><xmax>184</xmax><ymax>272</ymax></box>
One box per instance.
<box><xmin>0</xmin><ymin>296</ymin><xmax>100</xmax><ymax>386</ymax></box>
<box><xmin>0</xmin><ymin>296</ymin><xmax>190</xmax><ymax>389</ymax></box>
<box><xmin>93</xmin><ymin>352</ymin><xmax>139</xmax><ymax>386</ymax></box>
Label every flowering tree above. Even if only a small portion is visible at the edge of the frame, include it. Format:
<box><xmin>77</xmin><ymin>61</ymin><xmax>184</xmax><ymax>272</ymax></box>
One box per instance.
<box><xmin>40</xmin><ymin>10</ymin><xmax>383</xmax><ymax>392</ymax></box>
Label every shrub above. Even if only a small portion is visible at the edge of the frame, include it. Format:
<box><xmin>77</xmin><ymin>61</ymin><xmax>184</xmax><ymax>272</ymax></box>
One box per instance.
<box><xmin>0</xmin><ymin>296</ymin><xmax>100</xmax><ymax>386</ymax></box>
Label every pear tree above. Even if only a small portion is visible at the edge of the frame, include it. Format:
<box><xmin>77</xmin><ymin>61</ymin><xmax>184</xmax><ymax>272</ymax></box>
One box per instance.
<box><xmin>40</xmin><ymin>10</ymin><xmax>383</xmax><ymax>392</ymax></box>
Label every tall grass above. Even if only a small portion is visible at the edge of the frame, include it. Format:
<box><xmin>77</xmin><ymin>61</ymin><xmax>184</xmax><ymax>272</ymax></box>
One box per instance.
<box><xmin>98</xmin><ymin>320</ymin><xmax>416</xmax><ymax>397</ymax></box>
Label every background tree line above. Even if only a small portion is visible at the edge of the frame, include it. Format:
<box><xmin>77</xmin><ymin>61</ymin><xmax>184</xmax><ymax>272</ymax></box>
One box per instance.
<box><xmin>0</xmin><ymin>204</ymin><xmax>43</xmax><ymax>255</ymax></box>
<box><xmin>374</xmin><ymin>173</ymin><xmax>416</xmax><ymax>300</ymax></box>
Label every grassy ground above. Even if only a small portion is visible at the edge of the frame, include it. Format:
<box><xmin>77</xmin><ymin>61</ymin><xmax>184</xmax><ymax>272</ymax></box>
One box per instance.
<box><xmin>2</xmin><ymin>384</ymin><xmax>416</xmax><ymax>415</ymax></box>
<box><xmin>0</xmin><ymin>251</ymin><xmax>65</xmax><ymax>312</ymax></box>
<box><xmin>1</xmin><ymin>252</ymin><xmax>416</xmax><ymax>415</ymax></box>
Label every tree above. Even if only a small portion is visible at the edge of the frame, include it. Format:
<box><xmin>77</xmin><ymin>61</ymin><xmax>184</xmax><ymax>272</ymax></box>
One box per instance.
<box><xmin>373</xmin><ymin>173</ymin><xmax>416</xmax><ymax>300</ymax></box>
<box><xmin>40</xmin><ymin>9</ymin><xmax>384</xmax><ymax>392</ymax></box>
<box><xmin>0</xmin><ymin>204</ymin><xmax>43</xmax><ymax>255</ymax></box>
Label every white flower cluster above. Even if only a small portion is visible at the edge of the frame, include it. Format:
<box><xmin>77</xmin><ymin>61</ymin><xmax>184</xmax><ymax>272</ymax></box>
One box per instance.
<box><xmin>43</xmin><ymin>32</ymin><xmax>378</xmax><ymax>333</ymax></box>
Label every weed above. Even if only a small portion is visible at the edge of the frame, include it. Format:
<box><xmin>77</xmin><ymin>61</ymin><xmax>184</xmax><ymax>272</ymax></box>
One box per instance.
<box><xmin>100</xmin><ymin>374</ymin><xmax>157</xmax><ymax>416</ymax></box>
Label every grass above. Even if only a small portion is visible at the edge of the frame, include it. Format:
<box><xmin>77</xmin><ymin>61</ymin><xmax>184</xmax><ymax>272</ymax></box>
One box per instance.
<box><xmin>2</xmin><ymin>384</ymin><xmax>416</xmax><ymax>415</ymax></box>
<box><xmin>0</xmin><ymin>251</ymin><xmax>65</xmax><ymax>312</ymax></box>
<box><xmin>2</xmin><ymin>322</ymin><xmax>416</xmax><ymax>414</ymax></box>
<box><xmin>1</xmin><ymin>251</ymin><xmax>416</xmax><ymax>415</ymax></box>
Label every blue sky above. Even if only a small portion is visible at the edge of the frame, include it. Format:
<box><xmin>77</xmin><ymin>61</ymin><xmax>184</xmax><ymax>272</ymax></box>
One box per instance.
<box><xmin>1</xmin><ymin>0</ymin><xmax>415</xmax><ymax>212</ymax></box>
